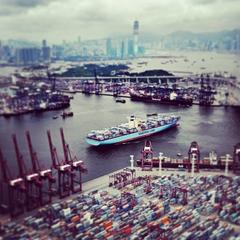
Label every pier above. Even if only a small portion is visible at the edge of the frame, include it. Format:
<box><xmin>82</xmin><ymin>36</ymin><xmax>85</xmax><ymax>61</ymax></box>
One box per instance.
<box><xmin>55</xmin><ymin>73</ymin><xmax>240</xmax><ymax>106</ymax></box>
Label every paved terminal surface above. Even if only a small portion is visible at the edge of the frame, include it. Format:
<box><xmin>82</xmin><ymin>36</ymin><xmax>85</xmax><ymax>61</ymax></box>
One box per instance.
<box><xmin>1</xmin><ymin>168</ymin><xmax>240</xmax><ymax>239</ymax></box>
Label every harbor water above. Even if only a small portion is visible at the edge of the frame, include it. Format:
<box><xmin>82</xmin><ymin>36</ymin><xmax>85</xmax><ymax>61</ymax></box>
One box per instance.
<box><xmin>0</xmin><ymin>94</ymin><xmax>239</xmax><ymax>182</ymax></box>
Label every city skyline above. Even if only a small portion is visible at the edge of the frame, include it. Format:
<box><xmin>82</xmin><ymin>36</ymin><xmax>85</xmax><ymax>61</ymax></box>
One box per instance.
<box><xmin>0</xmin><ymin>0</ymin><xmax>239</xmax><ymax>43</ymax></box>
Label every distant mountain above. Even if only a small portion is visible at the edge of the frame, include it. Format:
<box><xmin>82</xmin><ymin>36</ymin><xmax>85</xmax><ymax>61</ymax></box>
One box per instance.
<box><xmin>160</xmin><ymin>29</ymin><xmax>240</xmax><ymax>51</ymax></box>
<box><xmin>165</xmin><ymin>29</ymin><xmax>240</xmax><ymax>41</ymax></box>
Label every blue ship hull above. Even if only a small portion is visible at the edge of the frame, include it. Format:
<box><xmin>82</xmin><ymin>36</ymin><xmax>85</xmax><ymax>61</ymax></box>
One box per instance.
<box><xmin>86</xmin><ymin>120</ymin><xmax>178</xmax><ymax>146</ymax></box>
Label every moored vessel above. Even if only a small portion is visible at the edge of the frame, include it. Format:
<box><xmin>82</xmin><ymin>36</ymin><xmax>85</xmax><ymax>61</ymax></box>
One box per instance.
<box><xmin>129</xmin><ymin>89</ymin><xmax>193</xmax><ymax>107</ymax></box>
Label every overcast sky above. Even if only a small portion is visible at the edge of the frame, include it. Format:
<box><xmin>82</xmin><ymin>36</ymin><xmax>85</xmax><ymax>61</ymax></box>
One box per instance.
<box><xmin>0</xmin><ymin>0</ymin><xmax>239</xmax><ymax>44</ymax></box>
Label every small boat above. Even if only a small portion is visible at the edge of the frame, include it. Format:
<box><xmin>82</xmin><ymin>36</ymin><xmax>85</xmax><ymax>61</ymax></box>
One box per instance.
<box><xmin>52</xmin><ymin>115</ymin><xmax>58</xmax><ymax>119</ymax></box>
<box><xmin>115</xmin><ymin>98</ymin><xmax>126</xmax><ymax>103</ymax></box>
<box><xmin>61</xmin><ymin>111</ymin><xmax>73</xmax><ymax>119</ymax></box>
<box><xmin>147</xmin><ymin>113</ymin><xmax>158</xmax><ymax>117</ymax></box>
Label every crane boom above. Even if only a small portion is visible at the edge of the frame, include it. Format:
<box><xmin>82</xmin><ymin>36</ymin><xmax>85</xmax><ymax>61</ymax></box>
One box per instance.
<box><xmin>12</xmin><ymin>134</ymin><xmax>27</xmax><ymax>178</ymax></box>
<box><xmin>0</xmin><ymin>147</ymin><xmax>11</xmax><ymax>182</ymax></box>
<box><xmin>60</xmin><ymin>127</ymin><xmax>70</xmax><ymax>164</ymax></box>
<box><xmin>26</xmin><ymin>131</ymin><xmax>40</xmax><ymax>173</ymax></box>
<box><xmin>47</xmin><ymin>130</ymin><xmax>59</xmax><ymax>168</ymax></box>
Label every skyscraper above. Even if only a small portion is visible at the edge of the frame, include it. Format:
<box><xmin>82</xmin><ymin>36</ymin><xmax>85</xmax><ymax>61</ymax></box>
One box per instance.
<box><xmin>42</xmin><ymin>39</ymin><xmax>51</xmax><ymax>62</ymax></box>
<box><xmin>106</xmin><ymin>38</ymin><xmax>117</xmax><ymax>58</ymax></box>
<box><xmin>128</xmin><ymin>39</ymin><xmax>134</xmax><ymax>57</ymax></box>
<box><xmin>133</xmin><ymin>20</ymin><xmax>139</xmax><ymax>56</ymax></box>
<box><xmin>236</xmin><ymin>31</ymin><xmax>240</xmax><ymax>52</ymax></box>
<box><xmin>0</xmin><ymin>41</ymin><xmax>2</xmax><ymax>60</ymax></box>
<box><xmin>42</xmin><ymin>39</ymin><xmax>47</xmax><ymax>48</ymax></box>
<box><xmin>120</xmin><ymin>41</ymin><xmax>125</xmax><ymax>59</ymax></box>
<box><xmin>106</xmin><ymin>38</ymin><xmax>112</xmax><ymax>57</ymax></box>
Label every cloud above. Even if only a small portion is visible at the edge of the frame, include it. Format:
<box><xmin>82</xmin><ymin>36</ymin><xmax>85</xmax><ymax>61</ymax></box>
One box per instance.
<box><xmin>0</xmin><ymin>0</ymin><xmax>239</xmax><ymax>43</ymax></box>
<box><xmin>0</xmin><ymin>0</ymin><xmax>56</xmax><ymax>7</ymax></box>
<box><xmin>4</xmin><ymin>0</ymin><xmax>48</xmax><ymax>7</ymax></box>
<box><xmin>190</xmin><ymin>0</ymin><xmax>218</xmax><ymax>5</ymax></box>
<box><xmin>0</xmin><ymin>0</ymin><xmax>60</xmax><ymax>15</ymax></box>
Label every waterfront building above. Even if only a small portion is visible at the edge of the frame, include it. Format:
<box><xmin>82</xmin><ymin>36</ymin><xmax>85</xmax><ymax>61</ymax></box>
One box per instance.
<box><xmin>15</xmin><ymin>48</ymin><xmax>41</xmax><ymax>66</ymax></box>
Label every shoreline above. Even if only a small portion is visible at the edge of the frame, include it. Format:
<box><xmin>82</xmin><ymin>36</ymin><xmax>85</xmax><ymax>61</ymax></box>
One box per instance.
<box><xmin>1</xmin><ymin>92</ymin><xmax>239</xmax><ymax>118</ymax></box>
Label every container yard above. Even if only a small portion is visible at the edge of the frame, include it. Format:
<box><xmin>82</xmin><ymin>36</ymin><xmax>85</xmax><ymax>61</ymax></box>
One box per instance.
<box><xmin>1</xmin><ymin>136</ymin><xmax>240</xmax><ymax>239</ymax></box>
<box><xmin>1</xmin><ymin>167</ymin><xmax>240</xmax><ymax>239</ymax></box>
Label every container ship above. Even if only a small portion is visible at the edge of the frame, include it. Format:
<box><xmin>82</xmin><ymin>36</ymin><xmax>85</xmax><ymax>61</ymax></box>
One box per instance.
<box><xmin>129</xmin><ymin>89</ymin><xmax>193</xmax><ymax>107</ymax></box>
<box><xmin>86</xmin><ymin>114</ymin><xmax>180</xmax><ymax>146</ymax></box>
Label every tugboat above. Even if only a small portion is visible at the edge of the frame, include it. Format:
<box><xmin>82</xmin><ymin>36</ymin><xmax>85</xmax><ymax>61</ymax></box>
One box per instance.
<box><xmin>86</xmin><ymin>114</ymin><xmax>180</xmax><ymax>146</ymax></box>
<box><xmin>61</xmin><ymin>111</ymin><xmax>74</xmax><ymax>119</ymax></box>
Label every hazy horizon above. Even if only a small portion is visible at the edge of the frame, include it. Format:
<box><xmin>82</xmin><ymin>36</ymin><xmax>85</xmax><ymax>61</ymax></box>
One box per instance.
<box><xmin>0</xmin><ymin>0</ymin><xmax>240</xmax><ymax>44</ymax></box>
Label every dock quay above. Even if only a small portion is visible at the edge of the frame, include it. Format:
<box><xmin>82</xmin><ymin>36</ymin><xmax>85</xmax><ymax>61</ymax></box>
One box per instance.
<box><xmin>1</xmin><ymin>166</ymin><xmax>240</xmax><ymax>239</ymax></box>
<box><xmin>56</xmin><ymin>72</ymin><xmax>240</xmax><ymax>107</ymax></box>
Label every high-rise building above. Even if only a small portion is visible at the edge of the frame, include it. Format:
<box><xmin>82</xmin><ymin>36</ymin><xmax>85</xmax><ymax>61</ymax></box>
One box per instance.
<box><xmin>0</xmin><ymin>40</ymin><xmax>2</xmax><ymax>60</ymax></box>
<box><xmin>236</xmin><ymin>31</ymin><xmax>240</xmax><ymax>52</ymax></box>
<box><xmin>106</xmin><ymin>38</ymin><xmax>113</xmax><ymax>58</ymax></box>
<box><xmin>128</xmin><ymin>39</ymin><xmax>134</xmax><ymax>57</ymax></box>
<box><xmin>120</xmin><ymin>41</ymin><xmax>125</xmax><ymax>59</ymax></box>
<box><xmin>42</xmin><ymin>39</ymin><xmax>47</xmax><ymax>47</ymax></box>
<box><xmin>42</xmin><ymin>39</ymin><xmax>51</xmax><ymax>62</ymax></box>
<box><xmin>133</xmin><ymin>20</ymin><xmax>139</xmax><ymax>56</ymax></box>
<box><xmin>15</xmin><ymin>48</ymin><xmax>41</xmax><ymax>66</ymax></box>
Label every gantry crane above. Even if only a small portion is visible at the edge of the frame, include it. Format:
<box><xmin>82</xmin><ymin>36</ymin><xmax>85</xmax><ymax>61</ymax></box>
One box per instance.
<box><xmin>0</xmin><ymin>146</ymin><xmax>25</xmax><ymax>217</ymax></box>
<box><xmin>12</xmin><ymin>134</ymin><xmax>42</xmax><ymax>211</ymax></box>
<box><xmin>109</xmin><ymin>169</ymin><xmax>133</xmax><ymax>188</ymax></box>
<box><xmin>60</xmin><ymin>128</ymin><xmax>87</xmax><ymax>193</ymax></box>
<box><xmin>82</xmin><ymin>80</ymin><xmax>94</xmax><ymax>94</ymax></box>
<box><xmin>175</xmin><ymin>186</ymin><xmax>188</xmax><ymax>205</ymax></box>
<box><xmin>187</xmin><ymin>141</ymin><xmax>200</xmax><ymax>173</ymax></box>
<box><xmin>25</xmin><ymin>131</ymin><xmax>56</xmax><ymax>205</ymax></box>
<box><xmin>112</xmin><ymin>81</ymin><xmax>122</xmax><ymax>97</ymax></box>
<box><xmin>94</xmin><ymin>69</ymin><xmax>103</xmax><ymax>95</ymax></box>
<box><xmin>47</xmin><ymin>129</ymin><xmax>72</xmax><ymax>198</ymax></box>
<box><xmin>141</xmin><ymin>140</ymin><xmax>154</xmax><ymax>170</ymax></box>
